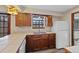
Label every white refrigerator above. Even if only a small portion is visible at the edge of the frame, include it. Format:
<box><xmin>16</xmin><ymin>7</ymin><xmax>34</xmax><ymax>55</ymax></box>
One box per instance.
<box><xmin>53</xmin><ymin>21</ymin><xmax>69</xmax><ymax>49</ymax></box>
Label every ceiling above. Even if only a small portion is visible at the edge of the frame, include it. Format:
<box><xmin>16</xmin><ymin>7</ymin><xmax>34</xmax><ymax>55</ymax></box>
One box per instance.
<box><xmin>18</xmin><ymin>5</ymin><xmax>78</xmax><ymax>13</ymax></box>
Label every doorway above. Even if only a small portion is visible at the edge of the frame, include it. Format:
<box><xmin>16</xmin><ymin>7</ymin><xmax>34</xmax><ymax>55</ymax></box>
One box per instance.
<box><xmin>71</xmin><ymin>12</ymin><xmax>79</xmax><ymax>46</ymax></box>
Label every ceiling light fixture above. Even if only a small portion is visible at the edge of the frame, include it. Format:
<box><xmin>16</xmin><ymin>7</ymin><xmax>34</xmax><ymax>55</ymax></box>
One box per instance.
<box><xmin>7</xmin><ymin>5</ymin><xmax>18</xmax><ymax>15</ymax></box>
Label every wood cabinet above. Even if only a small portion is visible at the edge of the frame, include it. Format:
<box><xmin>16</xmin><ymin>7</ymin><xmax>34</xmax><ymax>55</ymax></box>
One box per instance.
<box><xmin>48</xmin><ymin>34</ymin><xmax>56</xmax><ymax>48</ymax></box>
<box><xmin>26</xmin><ymin>33</ymin><xmax>56</xmax><ymax>52</ymax></box>
<box><xmin>25</xmin><ymin>13</ymin><xmax>31</xmax><ymax>26</ymax></box>
<box><xmin>40</xmin><ymin>34</ymin><xmax>48</xmax><ymax>49</ymax></box>
<box><xmin>47</xmin><ymin>15</ymin><xmax>53</xmax><ymax>26</ymax></box>
<box><xmin>26</xmin><ymin>35</ymin><xmax>41</xmax><ymax>52</ymax></box>
<box><xmin>16</xmin><ymin>13</ymin><xmax>31</xmax><ymax>26</ymax></box>
<box><xmin>16</xmin><ymin>13</ymin><xmax>52</xmax><ymax>27</ymax></box>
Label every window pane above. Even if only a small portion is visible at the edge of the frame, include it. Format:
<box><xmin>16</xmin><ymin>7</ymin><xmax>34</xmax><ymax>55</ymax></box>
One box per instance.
<box><xmin>0</xmin><ymin>16</ymin><xmax>4</xmax><ymax>21</ymax></box>
<box><xmin>4</xmin><ymin>22</ymin><xmax>8</xmax><ymax>27</ymax></box>
<box><xmin>0</xmin><ymin>16</ymin><xmax>1</xmax><ymax>21</ymax></box>
<box><xmin>3</xmin><ymin>16</ymin><xmax>8</xmax><ymax>21</ymax></box>
<box><xmin>4</xmin><ymin>28</ymin><xmax>8</xmax><ymax>33</ymax></box>
<box><xmin>0</xmin><ymin>22</ymin><xmax>3</xmax><ymax>27</ymax></box>
<box><xmin>74</xmin><ymin>19</ymin><xmax>79</xmax><ymax>30</ymax></box>
<box><xmin>0</xmin><ymin>28</ymin><xmax>3</xmax><ymax>33</ymax></box>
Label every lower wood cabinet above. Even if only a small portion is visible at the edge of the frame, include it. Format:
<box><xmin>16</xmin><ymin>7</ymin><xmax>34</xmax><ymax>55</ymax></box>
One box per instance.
<box><xmin>48</xmin><ymin>34</ymin><xmax>56</xmax><ymax>48</ymax></box>
<box><xmin>26</xmin><ymin>33</ymin><xmax>56</xmax><ymax>52</ymax></box>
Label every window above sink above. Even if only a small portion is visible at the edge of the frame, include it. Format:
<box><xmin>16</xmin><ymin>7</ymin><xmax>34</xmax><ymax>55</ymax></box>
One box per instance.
<box><xmin>32</xmin><ymin>14</ymin><xmax>47</xmax><ymax>29</ymax></box>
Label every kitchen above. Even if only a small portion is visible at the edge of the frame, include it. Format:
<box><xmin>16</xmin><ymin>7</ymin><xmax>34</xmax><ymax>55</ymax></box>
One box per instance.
<box><xmin>0</xmin><ymin>5</ymin><xmax>79</xmax><ymax>53</ymax></box>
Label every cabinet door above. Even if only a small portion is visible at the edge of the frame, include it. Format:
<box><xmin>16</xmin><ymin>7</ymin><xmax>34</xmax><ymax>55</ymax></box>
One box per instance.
<box><xmin>32</xmin><ymin>37</ymin><xmax>41</xmax><ymax>51</ymax></box>
<box><xmin>26</xmin><ymin>35</ymin><xmax>41</xmax><ymax>52</ymax></box>
<box><xmin>16</xmin><ymin>13</ymin><xmax>31</xmax><ymax>26</ymax></box>
<box><xmin>40</xmin><ymin>34</ymin><xmax>48</xmax><ymax>49</ymax></box>
<box><xmin>48</xmin><ymin>34</ymin><xmax>56</xmax><ymax>48</ymax></box>
<box><xmin>47</xmin><ymin>15</ymin><xmax>53</xmax><ymax>26</ymax></box>
<box><xmin>26</xmin><ymin>37</ymin><xmax>33</xmax><ymax>52</ymax></box>
<box><xmin>16</xmin><ymin>13</ymin><xmax>26</xmax><ymax>26</ymax></box>
<box><xmin>26</xmin><ymin>13</ymin><xmax>31</xmax><ymax>26</ymax></box>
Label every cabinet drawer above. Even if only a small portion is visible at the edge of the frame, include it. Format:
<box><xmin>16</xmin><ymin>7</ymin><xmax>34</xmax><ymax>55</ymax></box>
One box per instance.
<box><xmin>26</xmin><ymin>35</ymin><xmax>41</xmax><ymax>39</ymax></box>
<box><xmin>49</xmin><ymin>34</ymin><xmax>56</xmax><ymax>37</ymax></box>
<box><xmin>41</xmin><ymin>34</ymin><xmax>48</xmax><ymax>39</ymax></box>
<box><xmin>31</xmin><ymin>35</ymin><xmax>41</xmax><ymax>38</ymax></box>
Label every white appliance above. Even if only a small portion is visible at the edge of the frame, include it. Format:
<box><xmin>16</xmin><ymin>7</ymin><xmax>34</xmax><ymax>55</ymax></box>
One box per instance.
<box><xmin>53</xmin><ymin>21</ymin><xmax>69</xmax><ymax>49</ymax></box>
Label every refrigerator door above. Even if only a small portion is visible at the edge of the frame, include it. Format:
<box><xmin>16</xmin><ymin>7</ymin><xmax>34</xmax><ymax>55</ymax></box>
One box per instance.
<box><xmin>56</xmin><ymin>31</ymin><xmax>69</xmax><ymax>49</ymax></box>
<box><xmin>53</xmin><ymin>21</ymin><xmax>68</xmax><ymax>32</ymax></box>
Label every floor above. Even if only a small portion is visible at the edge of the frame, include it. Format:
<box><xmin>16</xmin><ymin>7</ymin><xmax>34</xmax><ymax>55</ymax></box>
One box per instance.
<box><xmin>30</xmin><ymin>48</ymin><xmax>65</xmax><ymax>53</ymax></box>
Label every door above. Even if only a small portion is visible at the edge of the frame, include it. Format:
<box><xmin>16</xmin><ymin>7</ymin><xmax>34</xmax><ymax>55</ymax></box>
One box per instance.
<box><xmin>0</xmin><ymin>14</ymin><xmax>10</xmax><ymax>37</ymax></box>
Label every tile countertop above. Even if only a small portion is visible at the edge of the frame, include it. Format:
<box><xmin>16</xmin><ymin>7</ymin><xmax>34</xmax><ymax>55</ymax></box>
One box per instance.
<box><xmin>0</xmin><ymin>32</ymin><xmax>55</xmax><ymax>53</ymax></box>
<box><xmin>64</xmin><ymin>46</ymin><xmax>79</xmax><ymax>53</ymax></box>
<box><xmin>0</xmin><ymin>32</ymin><xmax>27</xmax><ymax>53</ymax></box>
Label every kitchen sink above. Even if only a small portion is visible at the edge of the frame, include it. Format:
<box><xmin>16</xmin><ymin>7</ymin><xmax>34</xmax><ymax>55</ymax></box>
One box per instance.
<box><xmin>33</xmin><ymin>32</ymin><xmax>46</xmax><ymax>35</ymax></box>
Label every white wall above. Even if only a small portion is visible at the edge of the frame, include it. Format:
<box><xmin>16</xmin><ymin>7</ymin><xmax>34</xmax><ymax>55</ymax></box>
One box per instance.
<box><xmin>23</xmin><ymin>7</ymin><xmax>63</xmax><ymax>16</ymax></box>
<box><xmin>0</xmin><ymin>5</ymin><xmax>7</xmax><ymax>13</ymax></box>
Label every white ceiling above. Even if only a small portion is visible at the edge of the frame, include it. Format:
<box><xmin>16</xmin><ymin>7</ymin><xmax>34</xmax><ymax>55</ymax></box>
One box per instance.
<box><xmin>19</xmin><ymin>5</ymin><xmax>77</xmax><ymax>13</ymax></box>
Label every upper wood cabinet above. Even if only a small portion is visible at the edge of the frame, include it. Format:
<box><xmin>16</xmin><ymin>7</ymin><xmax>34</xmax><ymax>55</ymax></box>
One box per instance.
<box><xmin>47</xmin><ymin>15</ymin><xmax>53</xmax><ymax>26</ymax></box>
<box><xmin>16</xmin><ymin>13</ymin><xmax>52</xmax><ymax>27</ymax></box>
<box><xmin>26</xmin><ymin>13</ymin><xmax>31</xmax><ymax>26</ymax></box>
<box><xmin>16</xmin><ymin>13</ymin><xmax>31</xmax><ymax>26</ymax></box>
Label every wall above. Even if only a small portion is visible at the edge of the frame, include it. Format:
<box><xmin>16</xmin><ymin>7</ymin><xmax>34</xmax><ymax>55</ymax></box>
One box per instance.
<box><xmin>23</xmin><ymin>7</ymin><xmax>63</xmax><ymax>16</ymax></box>
<box><xmin>0</xmin><ymin>5</ymin><xmax>7</xmax><ymax>13</ymax></box>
